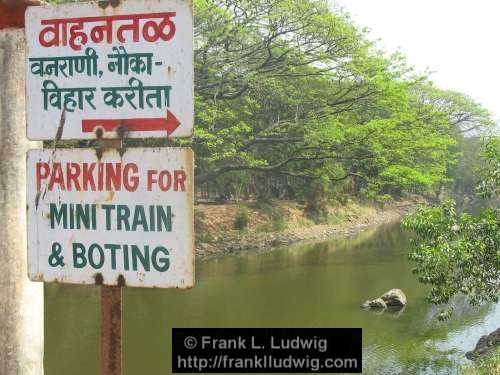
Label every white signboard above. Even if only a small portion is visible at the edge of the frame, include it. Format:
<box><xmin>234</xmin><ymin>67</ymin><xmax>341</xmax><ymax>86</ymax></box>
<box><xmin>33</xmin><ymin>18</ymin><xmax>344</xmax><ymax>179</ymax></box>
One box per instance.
<box><xmin>25</xmin><ymin>0</ymin><xmax>193</xmax><ymax>140</ymax></box>
<box><xmin>27</xmin><ymin>148</ymin><xmax>194</xmax><ymax>288</ymax></box>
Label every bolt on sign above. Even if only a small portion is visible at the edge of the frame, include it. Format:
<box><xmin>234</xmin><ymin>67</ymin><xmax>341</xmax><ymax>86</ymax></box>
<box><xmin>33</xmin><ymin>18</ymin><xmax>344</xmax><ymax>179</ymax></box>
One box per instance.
<box><xmin>26</xmin><ymin>148</ymin><xmax>194</xmax><ymax>288</ymax></box>
<box><xmin>25</xmin><ymin>0</ymin><xmax>193</xmax><ymax>140</ymax></box>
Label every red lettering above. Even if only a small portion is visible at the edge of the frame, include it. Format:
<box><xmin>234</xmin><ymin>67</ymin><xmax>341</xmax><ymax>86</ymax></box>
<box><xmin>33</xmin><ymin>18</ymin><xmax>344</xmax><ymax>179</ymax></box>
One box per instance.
<box><xmin>174</xmin><ymin>170</ymin><xmax>186</xmax><ymax>192</ymax></box>
<box><xmin>36</xmin><ymin>162</ymin><xmax>146</xmax><ymax>192</ymax></box>
<box><xmin>105</xmin><ymin>163</ymin><xmax>121</xmax><ymax>191</ymax></box>
<box><xmin>147</xmin><ymin>170</ymin><xmax>157</xmax><ymax>191</ymax></box>
<box><xmin>147</xmin><ymin>169</ymin><xmax>186</xmax><ymax>191</ymax></box>
<box><xmin>36</xmin><ymin>162</ymin><xmax>50</xmax><ymax>190</ymax></box>
<box><xmin>48</xmin><ymin>162</ymin><xmax>66</xmax><ymax>191</ymax></box>
<box><xmin>97</xmin><ymin>163</ymin><xmax>104</xmax><ymax>191</ymax></box>
<box><xmin>123</xmin><ymin>163</ymin><xmax>139</xmax><ymax>192</ymax></box>
<box><xmin>66</xmin><ymin>163</ymin><xmax>81</xmax><ymax>191</ymax></box>
<box><xmin>159</xmin><ymin>171</ymin><xmax>172</xmax><ymax>191</ymax></box>
<box><xmin>82</xmin><ymin>163</ymin><xmax>96</xmax><ymax>191</ymax></box>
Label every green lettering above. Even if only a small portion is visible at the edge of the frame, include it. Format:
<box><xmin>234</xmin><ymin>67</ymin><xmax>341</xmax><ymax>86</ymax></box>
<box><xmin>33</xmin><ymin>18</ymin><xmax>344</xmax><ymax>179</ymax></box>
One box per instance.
<box><xmin>156</xmin><ymin>205</ymin><xmax>172</xmax><ymax>232</ymax></box>
<box><xmin>88</xmin><ymin>244</ymin><xmax>104</xmax><ymax>269</ymax></box>
<box><xmin>50</xmin><ymin>203</ymin><xmax>67</xmax><ymax>229</ymax></box>
<box><xmin>75</xmin><ymin>204</ymin><xmax>90</xmax><ymax>229</ymax></box>
<box><xmin>117</xmin><ymin>205</ymin><xmax>130</xmax><ymax>231</ymax></box>
<box><xmin>123</xmin><ymin>244</ymin><xmax>130</xmax><ymax>270</ymax></box>
<box><xmin>104</xmin><ymin>244</ymin><xmax>121</xmax><ymax>270</ymax></box>
<box><xmin>149</xmin><ymin>205</ymin><xmax>155</xmax><ymax>231</ymax></box>
<box><xmin>69</xmin><ymin>204</ymin><xmax>75</xmax><ymax>229</ymax></box>
<box><xmin>152</xmin><ymin>246</ymin><xmax>169</xmax><ymax>272</ymax></box>
<box><xmin>131</xmin><ymin>244</ymin><xmax>150</xmax><ymax>272</ymax></box>
<box><xmin>102</xmin><ymin>204</ymin><xmax>115</xmax><ymax>230</ymax></box>
<box><xmin>132</xmin><ymin>205</ymin><xmax>148</xmax><ymax>231</ymax></box>
<box><xmin>72</xmin><ymin>242</ymin><xmax>87</xmax><ymax>268</ymax></box>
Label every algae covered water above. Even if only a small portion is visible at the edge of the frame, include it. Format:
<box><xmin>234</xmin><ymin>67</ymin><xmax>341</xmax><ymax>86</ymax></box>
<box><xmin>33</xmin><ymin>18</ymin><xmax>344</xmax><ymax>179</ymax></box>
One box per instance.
<box><xmin>45</xmin><ymin>222</ymin><xmax>499</xmax><ymax>374</ymax></box>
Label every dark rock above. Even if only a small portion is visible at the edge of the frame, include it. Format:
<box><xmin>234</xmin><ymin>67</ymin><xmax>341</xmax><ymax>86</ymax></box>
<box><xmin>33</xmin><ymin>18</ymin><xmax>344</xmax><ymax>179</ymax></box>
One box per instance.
<box><xmin>380</xmin><ymin>289</ymin><xmax>407</xmax><ymax>307</ymax></box>
<box><xmin>466</xmin><ymin>328</ymin><xmax>500</xmax><ymax>360</ymax></box>
<box><xmin>361</xmin><ymin>289</ymin><xmax>406</xmax><ymax>310</ymax></box>
<box><xmin>369</xmin><ymin>298</ymin><xmax>387</xmax><ymax>309</ymax></box>
<box><xmin>360</xmin><ymin>298</ymin><xmax>387</xmax><ymax>309</ymax></box>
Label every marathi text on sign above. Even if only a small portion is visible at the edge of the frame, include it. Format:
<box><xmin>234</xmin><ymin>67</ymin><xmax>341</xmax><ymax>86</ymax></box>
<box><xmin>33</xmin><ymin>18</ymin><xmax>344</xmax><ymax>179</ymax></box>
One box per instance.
<box><xmin>26</xmin><ymin>0</ymin><xmax>193</xmax><ymax>139</ymax></box>
<box><xmin>39</xmin><ymin>12</ymin><xmax>176</xmax><ymax>50</ymax></box>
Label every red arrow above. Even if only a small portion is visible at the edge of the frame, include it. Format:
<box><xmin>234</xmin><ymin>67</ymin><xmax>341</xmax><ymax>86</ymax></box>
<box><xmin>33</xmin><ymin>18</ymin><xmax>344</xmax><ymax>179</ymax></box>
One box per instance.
<box><xmin>82</xmin><ymin>110</ymin><xmax>181</xmax><ymax>136</ymax></box>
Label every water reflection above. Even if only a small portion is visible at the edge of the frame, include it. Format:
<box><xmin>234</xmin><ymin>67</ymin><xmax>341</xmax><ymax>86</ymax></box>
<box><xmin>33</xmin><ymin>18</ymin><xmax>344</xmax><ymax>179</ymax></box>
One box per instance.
<box><xmin>45</xmin><ymin>222</ymin><xmax>499</xmax><ymax>375</ymax></box>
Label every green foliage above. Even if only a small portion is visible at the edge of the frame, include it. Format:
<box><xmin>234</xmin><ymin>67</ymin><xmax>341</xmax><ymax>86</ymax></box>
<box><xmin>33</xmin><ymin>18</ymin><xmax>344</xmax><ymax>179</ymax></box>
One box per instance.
<box><xmin>477</xmin><ymin>137</ymin><xmax>500</xmax><ymax>198</ymax></box>
<box><xmin>233</xmin><ymin>206</ymin><xmax>250</xmax><ymax>230</ymax></box>
<box><xmin>193</xmin><ymin>0</ymin><xmax>493</xmax><ymax>202</ymax></box>
<box><xmin>460</xmin><ymin>348</ymin><xmax>500</xmax><ymax>375</ymax></box>
<box><xmin>267</xmin><ymin>208</ymin><xmax>288</xmax><ymax>232</ymax></box>
<box><xmin>271</xmin><ymin>216</ymin><xmax>287</xmax><ymax>232</ymax></box>
<box><xmin>448</xmin><ymin>137</ymin><xmax>483</xmax><ymax>196</ymax></box>
<box><xmin>402</xmin><ymin>136</ymin><xmax>500</xmax><ymax>319</ymax></box>
<box><xmin>195</xmin><ymin>231</ymin><xmax>214</xmax><ymax>244</ymax></box>
<box><xmin>304</xmin><ymin>182</ymin><xmax>329</xmax><ymax>223</ymax></box>
<box><xmin>402</xmin><ymin>201</ymin><xmax>499</xmax><ymax>310</ymax></box>
<box><xmin>194</xmin><ymin>210</ymin><xmax>215</xmax><ymax>243</ymax></box>
<box><xmin>326</xmin><ymin>212</ymin><xmax>346</xmax><ymax>225</ymax></box>
<box><xmin>255</xmin><ymin>217</ymin><xmax>287</xmax><ymax>233</ymax></box>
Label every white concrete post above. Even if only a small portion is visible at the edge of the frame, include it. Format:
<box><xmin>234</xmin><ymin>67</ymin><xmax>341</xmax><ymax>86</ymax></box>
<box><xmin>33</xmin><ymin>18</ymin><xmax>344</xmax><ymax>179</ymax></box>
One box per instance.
<box><xmin>0</xmin><ymin>28</ymin><xmax>43</xmax><ymax>375</ymax></box>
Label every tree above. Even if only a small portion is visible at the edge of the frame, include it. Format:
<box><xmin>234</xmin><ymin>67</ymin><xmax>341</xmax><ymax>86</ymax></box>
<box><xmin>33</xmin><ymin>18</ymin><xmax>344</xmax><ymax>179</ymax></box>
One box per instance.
<box><xmin>193</xmin><ymin>0</ymin><xmax>382</xmax><ymax>185</ymax></box>
<box><xmin>192</xmin><ymin>0</ymin><xmax>495</xmax><ymax>202</ymax></box>
<box><xmin>401</xmin><ymin>137</ymin><xmax>500</xmax><ymax>319</ymax></box>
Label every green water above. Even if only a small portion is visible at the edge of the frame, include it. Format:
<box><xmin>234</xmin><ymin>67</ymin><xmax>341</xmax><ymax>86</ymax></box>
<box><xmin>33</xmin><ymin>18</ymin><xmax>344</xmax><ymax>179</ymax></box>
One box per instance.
<box><xmin>45</xmin><ymin>222</ymin><xmax>500</xmax><ymax>374</ymax></box>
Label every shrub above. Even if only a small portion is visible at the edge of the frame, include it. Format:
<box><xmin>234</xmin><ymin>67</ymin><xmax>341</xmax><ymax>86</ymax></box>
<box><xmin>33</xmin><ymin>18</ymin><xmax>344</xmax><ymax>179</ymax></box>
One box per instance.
<box><xmin>234</xmin><ymin>206</ymin><xmax>250</xmax><ymax>230</ymax></box>
<box><xmin>195</xmin><ymin>231</ymin><xmax>213</xmax><ymax>244</ymax></box>
<box><xmin>304</xmin><ymin>183</ymin><xmax>329</xmax><ymax>224</ymax></box>
<box><xmin>460</xmin><ymin>348</ymin><xmax>500</xmax><ymax>375</ymax></box>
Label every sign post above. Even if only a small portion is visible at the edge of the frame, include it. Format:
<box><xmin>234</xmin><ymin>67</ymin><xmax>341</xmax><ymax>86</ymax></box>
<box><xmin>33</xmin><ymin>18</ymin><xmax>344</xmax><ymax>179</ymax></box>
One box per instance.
<box><xmin>24</xmin><ymin>1</ymin><xmax>195</xmax><ymax>373</ymax></box>
<box><xmin>0</xmin><ymin>4</ymin><xmax>44</xmax><ymax>373</ymax></box>
<box><xmin>101</xmin><ymin>281</ymin><xmax>123</xmax><ymax>375</ymax></box>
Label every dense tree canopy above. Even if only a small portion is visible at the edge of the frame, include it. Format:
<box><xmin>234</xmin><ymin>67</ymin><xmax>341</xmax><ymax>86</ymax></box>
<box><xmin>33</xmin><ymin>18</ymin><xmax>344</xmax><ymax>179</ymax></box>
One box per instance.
<box><xmin>191</xmin><ymin>0</ymin><xmax>493</xmax><ymax>200</ymax></box>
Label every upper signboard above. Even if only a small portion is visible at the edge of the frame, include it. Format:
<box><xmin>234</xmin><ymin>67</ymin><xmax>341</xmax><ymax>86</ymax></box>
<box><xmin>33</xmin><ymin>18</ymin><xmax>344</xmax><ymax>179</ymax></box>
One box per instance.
<box><xmin>25</xmin><ymin>0</ymin><xmax>193</xmax><ymax>140</ymax></box>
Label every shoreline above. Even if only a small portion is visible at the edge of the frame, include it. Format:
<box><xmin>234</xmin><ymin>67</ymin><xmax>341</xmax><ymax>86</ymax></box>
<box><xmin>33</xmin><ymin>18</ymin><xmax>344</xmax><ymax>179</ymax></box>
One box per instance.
<box><xmin>196</xmin><ymin>201</ymin><xmax>416</xmax><ymax>260</ymax></box>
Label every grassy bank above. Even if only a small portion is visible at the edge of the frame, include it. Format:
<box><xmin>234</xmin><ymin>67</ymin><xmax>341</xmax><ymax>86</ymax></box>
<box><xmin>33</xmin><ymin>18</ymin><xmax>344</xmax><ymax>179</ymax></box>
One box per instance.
<box><xmin>460</xmin><ymin>349</ymin><xmax>500</xmax><ymax>375</ymax></box>
<box><xmin>195</xmin><ymin>200</ymin><xmax>374</xmax><ymax>243</ymax></box>
<box><xmin>194</xmin><ymin>199</ymin><xmax>417</xmax><ymax>258</ymax></box>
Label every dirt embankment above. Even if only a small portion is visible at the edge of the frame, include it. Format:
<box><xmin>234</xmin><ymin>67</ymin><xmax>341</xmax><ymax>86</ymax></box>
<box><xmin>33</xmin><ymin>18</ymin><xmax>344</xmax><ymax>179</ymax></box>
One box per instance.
<box><xmin>195</xmin><ymin>199</ymin><xmax>419</xmax><ymax>259</ymax></box>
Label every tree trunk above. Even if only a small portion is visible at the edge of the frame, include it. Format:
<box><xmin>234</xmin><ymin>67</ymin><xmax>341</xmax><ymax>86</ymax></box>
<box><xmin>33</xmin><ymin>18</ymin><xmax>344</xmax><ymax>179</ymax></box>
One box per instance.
<box><xmin>0</xmin><ymin>29</ymin><xmax>44</xmax><ymax>375</ymax></box>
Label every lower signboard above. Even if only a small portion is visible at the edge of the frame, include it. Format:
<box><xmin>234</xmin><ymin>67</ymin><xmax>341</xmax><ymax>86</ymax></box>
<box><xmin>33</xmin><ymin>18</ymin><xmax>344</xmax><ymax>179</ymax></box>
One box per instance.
<box><xmin>26</xmin><ymin>147</ymin><xmax>194</xmax><ymax>288</ymax></box>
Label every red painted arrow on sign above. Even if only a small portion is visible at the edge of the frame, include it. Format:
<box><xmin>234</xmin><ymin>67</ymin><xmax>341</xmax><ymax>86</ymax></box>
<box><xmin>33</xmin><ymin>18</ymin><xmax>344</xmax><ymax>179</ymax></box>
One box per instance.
<box><xmin>82</xmin><ymin>110</ymin><xmax>181</xmax><ymax>136</ymax></box>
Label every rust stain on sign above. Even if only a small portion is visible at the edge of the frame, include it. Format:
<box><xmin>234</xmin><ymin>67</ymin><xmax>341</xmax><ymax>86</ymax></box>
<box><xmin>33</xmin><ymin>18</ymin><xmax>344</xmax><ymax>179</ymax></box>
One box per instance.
<box><xmin>98</xmin><ymin>0</ymin><xmax>121</xmax><ymax>10</ymax></box>
<box><xmin>0</xmin><ymin>1</ymin><xmax>40</xmax><ymax>29</ymax></box>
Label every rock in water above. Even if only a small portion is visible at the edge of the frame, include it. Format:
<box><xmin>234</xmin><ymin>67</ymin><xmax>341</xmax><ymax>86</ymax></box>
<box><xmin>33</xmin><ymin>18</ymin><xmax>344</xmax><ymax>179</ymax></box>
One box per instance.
<box><xmin>380</xmin><ymin>289</ymin><xmax>407</xmax><ymax>307</ymax></box>
<box><xmin>465</xmin><ymin>328</ymin><xmax>500</xmax><ymax>360</ymax></box>
<box><xmin>368</xmin><ymin>298</ymin><xmax>387</xmax><ymax>309</ymax></box>
<box><xmin>360</xmin><ymin>288</ymin><xmax>406</xmax><ymax>310</ymax></box>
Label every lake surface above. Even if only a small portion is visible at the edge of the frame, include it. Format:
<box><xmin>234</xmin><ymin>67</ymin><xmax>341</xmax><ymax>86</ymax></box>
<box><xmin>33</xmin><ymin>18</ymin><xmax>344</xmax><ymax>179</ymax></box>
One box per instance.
<box><xmin>45</xmin><ymin>222</ymin><xmax>499</xmax><ymax>374</ymax></box>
